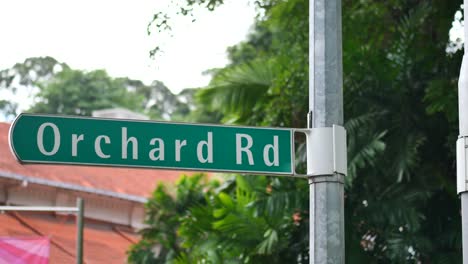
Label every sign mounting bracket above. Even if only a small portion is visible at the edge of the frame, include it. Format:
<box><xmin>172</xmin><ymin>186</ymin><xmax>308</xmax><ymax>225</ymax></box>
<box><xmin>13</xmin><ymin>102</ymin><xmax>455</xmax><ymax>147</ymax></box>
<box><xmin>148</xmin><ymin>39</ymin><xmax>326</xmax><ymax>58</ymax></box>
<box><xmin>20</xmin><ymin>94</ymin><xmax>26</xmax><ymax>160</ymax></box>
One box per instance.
<box><xmin>293</xmin><ymin>125</ymin><xmax>347</xmax><ymax>178</ymax></box>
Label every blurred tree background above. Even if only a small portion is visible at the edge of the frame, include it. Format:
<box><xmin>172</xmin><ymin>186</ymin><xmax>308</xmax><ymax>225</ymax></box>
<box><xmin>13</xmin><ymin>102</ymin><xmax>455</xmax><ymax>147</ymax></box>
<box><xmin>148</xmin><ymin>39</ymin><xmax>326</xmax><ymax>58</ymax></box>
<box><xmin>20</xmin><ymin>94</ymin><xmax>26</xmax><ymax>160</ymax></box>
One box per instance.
<box><xmin>128</xmin><ymin>0</ymin><xmax>464</xmax><ymax>263</ymax></box>
<box><xmin>0</xmin><ymin>0</ymin><xmax>463</xmax><ymax>262</ymax></box>
<box><xmin>0</xmin><ymin>57</ymin><xmax>205</xmax><ymax>121</ymax></box>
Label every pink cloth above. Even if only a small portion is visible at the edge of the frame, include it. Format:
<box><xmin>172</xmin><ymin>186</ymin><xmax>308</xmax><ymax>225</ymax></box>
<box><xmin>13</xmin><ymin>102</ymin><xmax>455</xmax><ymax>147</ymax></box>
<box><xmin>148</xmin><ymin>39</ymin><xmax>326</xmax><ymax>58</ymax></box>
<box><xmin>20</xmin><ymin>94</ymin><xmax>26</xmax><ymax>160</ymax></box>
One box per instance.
<box><xmin>0</xmin><ymin>237</ymin><xmax>49</xmax><ymax>264</ymax></box>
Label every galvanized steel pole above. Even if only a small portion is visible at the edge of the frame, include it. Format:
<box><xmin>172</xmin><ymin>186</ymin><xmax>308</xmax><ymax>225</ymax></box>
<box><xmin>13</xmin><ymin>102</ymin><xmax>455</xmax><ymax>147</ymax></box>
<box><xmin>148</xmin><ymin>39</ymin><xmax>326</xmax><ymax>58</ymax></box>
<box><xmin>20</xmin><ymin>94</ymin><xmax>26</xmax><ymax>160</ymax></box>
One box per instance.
<box><xmin>76</xmin><ymin>198</ymin><xmax>84</xmax><ymax>264</ymax></box>
<box><xmin>459</xmin><ymin>0</ymin><xmax>468</xmax><ymax>262</ymax></box>
<box><xmin>309</xmin><ymin>0</ymin><xmax>345</xmax><ymax>263</ymax></box>
<box><xmin>462</xmin><ymin>194</ymin><xmax>468</xmax><ymax>261</ymax></box>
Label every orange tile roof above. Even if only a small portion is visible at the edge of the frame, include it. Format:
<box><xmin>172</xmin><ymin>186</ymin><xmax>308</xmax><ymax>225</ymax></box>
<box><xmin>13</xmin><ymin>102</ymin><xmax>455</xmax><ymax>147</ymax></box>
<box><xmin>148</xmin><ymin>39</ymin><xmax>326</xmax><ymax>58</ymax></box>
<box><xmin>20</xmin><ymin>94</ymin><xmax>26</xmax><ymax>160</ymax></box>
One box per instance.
<box><xmin>0</xmin><ymin>211</ymin><xmax>136</xmax><ymax>263</ymax></box>
<box><xmin>0</xmin><ymin>122</ymin><xmax>194</xmax><ymax>199</ymax></box>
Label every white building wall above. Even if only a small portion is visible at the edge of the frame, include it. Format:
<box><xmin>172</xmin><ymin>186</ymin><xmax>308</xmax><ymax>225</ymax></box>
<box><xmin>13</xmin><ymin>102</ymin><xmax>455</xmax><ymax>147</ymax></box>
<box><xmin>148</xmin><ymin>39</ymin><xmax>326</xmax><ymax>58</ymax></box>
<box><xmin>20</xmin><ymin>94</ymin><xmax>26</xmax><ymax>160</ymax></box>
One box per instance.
<box><xmin>130</xmin><ymin>206</ymin><xmax>145</xmax><ymax>229</ymax></box>
<box><xmin>7</xmin><ymin>185</ymin><xmax>56</xmax><ymax>206</ymax></box>
<box><xmin>0</xmin><ymin>180</ymin><xmax>145</xmax><ymax>228</ymax></box>
<box><xmin>79</xmin><ymin>194</ymin><xmax>133</xmax><ymax>226</ymax></box>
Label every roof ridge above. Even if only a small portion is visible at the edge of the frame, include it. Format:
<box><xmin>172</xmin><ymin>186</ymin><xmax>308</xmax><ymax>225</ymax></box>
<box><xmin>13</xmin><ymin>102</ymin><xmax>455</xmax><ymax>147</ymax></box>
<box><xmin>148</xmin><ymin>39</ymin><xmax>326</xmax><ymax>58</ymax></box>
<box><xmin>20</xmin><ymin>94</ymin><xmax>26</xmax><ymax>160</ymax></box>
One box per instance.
<box><xmin>0</xmin><ymin>170</ymin><xmax>148</xmax><ymax>203</ymax></box>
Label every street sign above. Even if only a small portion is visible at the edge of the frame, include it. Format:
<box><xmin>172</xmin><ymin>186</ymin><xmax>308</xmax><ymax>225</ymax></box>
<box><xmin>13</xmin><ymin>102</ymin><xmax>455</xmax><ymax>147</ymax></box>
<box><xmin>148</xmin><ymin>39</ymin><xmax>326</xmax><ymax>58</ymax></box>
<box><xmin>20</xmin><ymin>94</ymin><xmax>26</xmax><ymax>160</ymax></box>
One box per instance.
<box><xmin>9</xmin><ymin>114</ymin><xmax>294</xmax><ymax>175</ymax></box>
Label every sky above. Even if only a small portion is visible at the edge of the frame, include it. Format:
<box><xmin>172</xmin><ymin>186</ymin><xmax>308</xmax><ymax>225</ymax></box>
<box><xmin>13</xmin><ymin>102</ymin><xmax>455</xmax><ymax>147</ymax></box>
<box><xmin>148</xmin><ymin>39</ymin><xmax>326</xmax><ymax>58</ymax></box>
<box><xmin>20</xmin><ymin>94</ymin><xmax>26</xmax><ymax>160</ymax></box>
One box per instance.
<box><xmin>0</xmin><ymin>0</ymin><xmax>256</xmax><ymax>94</ymax></box>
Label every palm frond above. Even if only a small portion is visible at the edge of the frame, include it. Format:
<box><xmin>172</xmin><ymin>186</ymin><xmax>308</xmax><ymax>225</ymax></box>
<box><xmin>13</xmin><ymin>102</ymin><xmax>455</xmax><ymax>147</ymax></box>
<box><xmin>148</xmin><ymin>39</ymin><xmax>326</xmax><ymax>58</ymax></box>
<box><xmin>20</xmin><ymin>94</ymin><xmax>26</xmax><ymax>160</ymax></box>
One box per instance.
<box><xmin>347</xmin><ymin>131</ymin><xmax>386</xmax><ymax>186</ymax></box>
<box><xmin>387</xmin><ymin>2</ymin><xmax>431</xmax><ymax>80</ymax></box>
<box><xmin>390</xmin><ymin>133</ymin><xmax>426</xmax><ymax>182</ymax></box>
<box><xmin>197</xmin><ymin>59</ymin><xmax>276</xmax><ymax>123</ymax></box>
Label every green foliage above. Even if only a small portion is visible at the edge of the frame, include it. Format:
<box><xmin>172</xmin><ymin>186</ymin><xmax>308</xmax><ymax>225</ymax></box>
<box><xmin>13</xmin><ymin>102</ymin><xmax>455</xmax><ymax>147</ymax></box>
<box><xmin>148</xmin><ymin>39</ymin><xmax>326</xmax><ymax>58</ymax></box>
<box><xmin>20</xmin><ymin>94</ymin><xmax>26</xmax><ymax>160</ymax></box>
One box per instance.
<box><xmin>128</xmin><ymin>174</ymin><xmax>215</xmax><ymax>263</ymax></box>
<box><xmin>123</xmin><ymin>79</ymin><xmax>189</xmax><ymax>121</ymax></box>
<box><xmin>29</xmin><ymin>68</ymin><xmax>143</xmax><ymax>116</ymax></box>
<box><xmin>0</xmin><ymin>56</ymin><xmax>202</xmax><ymax>122</ymax></box>
<box><xmin>133</xmin><ymin>0</ymin><xmax>464</xmax><ymax>263</ymax></box>
<box><xmin>128</xmin><ymin>174</ymin><xmax>309</xmax><ymax>264</ymax></box>
<box><xmin>0</xmin><ymin>100</ymin><xmax>18</xmax><ymax>120</ymax></box>
<box><xmin>198</xmin><ymin>59</ymin><xmax>277</xmax><ymax>124</ymax></box>
<box><xmin>342</xmin><ymin>0</ymin><xmax>462</xmax><ymax>262</ymax></box>
<box><xmin>194</xmin><ymin>0</ymin><xmax>308</xmax><ymax>128</ymax></box>
<box><xmin>178</xmin><ymin>88</ymin><xmax>224</xmax><ymax>124</ymax></box>
<box><xmin>226</xmin><ymin>24</ymin><xmax>273</xmax><ymax>66</ymax></box>
<box><xmin>0</xmin><ymin>56</ymin><xmax>68</xmax><ymax>88</ymax></box>
<box><xmin>0</xmin><ymin>56</ymin><xmax>69</xmax><ymax>118</ymax></box>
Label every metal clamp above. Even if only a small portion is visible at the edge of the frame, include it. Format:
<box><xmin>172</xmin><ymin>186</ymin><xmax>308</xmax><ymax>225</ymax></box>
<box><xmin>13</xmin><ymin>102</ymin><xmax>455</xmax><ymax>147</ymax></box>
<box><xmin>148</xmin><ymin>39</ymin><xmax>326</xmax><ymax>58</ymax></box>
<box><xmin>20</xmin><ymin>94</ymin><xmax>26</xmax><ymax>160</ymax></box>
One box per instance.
<box><xmin>294</xmin><ymin>125</ymin><xmax>347</xmax><ymax>177</ymax></box>
<box><xmin>457</xmin><ymin>136</ymin><xmax>468</xmax><ymax>193</ymax></box>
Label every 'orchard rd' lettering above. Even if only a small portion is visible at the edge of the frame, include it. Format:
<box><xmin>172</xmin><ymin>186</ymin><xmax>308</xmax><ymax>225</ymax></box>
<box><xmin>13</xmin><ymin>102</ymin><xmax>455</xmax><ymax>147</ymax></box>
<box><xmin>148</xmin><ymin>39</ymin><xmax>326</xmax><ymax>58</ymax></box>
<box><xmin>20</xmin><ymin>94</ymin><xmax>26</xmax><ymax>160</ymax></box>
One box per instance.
<box><xmin>11</xmin><ymin>114</ymin><xmax>294</xmax><ymax>174</ymax></box>
<box><xmin>35</xmin><ymin>122</ymin><xmax>283</xmax><ymax>167</ymax></box>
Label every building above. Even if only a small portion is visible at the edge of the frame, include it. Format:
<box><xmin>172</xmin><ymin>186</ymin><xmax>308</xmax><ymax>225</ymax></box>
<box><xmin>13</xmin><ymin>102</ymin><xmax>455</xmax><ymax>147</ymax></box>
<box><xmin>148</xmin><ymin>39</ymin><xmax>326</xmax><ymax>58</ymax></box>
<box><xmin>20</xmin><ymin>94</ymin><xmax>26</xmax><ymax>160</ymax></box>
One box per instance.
<box><xmin>0</xmin><ymin>121</ymin><xmax>190</xmax><ymax>263</ymax></box>
<box><xmin>91</xmin><ymin>108</ymin><xmax>150</xmax><ymax>121</ymax></box>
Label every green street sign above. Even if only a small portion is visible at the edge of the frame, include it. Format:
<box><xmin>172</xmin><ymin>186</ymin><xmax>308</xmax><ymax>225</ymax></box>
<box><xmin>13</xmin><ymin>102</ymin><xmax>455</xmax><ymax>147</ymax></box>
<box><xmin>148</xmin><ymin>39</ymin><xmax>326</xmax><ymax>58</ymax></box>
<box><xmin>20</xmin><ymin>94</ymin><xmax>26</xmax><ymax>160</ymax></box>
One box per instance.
<box><xmin>9</xmin><ymin>114</ymin><xmax>294</xmax><ymax>175</ymax></box>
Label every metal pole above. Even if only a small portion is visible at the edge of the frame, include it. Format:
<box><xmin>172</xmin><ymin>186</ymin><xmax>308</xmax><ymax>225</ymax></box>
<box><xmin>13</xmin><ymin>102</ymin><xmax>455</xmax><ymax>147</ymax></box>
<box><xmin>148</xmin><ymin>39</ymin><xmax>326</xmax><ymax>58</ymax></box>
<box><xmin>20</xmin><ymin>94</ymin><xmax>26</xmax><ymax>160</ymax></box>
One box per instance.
<box><xmin>462</xmin><ymin>194</ymin><xmax>468</xmax><ymax>261</ymax></box>
<box><xmin>460</xmin><ymin>1</ymin><xmax>468</xmax><ymax>263</ymax></box>
<box><xmin>0</xmin><ymin>206</ymin><xmax>78</xmax><ymax>212</ymax></box>
<box><xmin>309</xmin><ymin>0</ymin><xmax>344</xmax><ymax>263</ymax></box>
<box><xmin>76</xmin><ymin>198</ymin><xmax>84</xmax><ymax>264</ymax></box>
